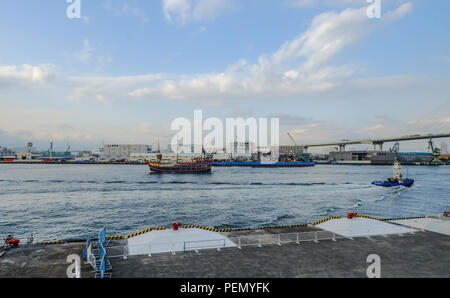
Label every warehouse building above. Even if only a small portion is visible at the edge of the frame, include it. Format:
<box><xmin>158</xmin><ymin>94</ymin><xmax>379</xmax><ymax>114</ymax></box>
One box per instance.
<box><xmin>104</xmin><ymin>144</ymin><xmax>152</xmax><ymax>160</ymax></box>
<box><xmin>0</xmin><ymin>146</ymin><xmax>16</xmax><ymax>160</ymax></box>
<box><xmin>329</xmin><ymin>150</ymin><xmax>433</xmax><ymax>165</ymax></box>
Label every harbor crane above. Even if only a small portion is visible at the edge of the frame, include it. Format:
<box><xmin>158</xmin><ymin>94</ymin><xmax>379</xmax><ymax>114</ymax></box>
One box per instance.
<box><xmin>287</xmin><ymin>133</ymin><xmax>311</xmax><ymax>163</ymax></box>
<box><xmin>389</xmin><ymin>142</ymin><xmax>400</xmax><ymax>153</ymax></box>
<box><xmin>428</xmin><ymin>139</ymin><xmax>443</xmax><ymax>165</ymax></box>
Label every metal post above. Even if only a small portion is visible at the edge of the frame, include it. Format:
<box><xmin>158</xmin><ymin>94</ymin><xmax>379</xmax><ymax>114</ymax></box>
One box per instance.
<box><xmin>258</xmin><ymin>236</ymin><xmax>262</xmax><ymax>248</ymax></box>
<box><xmin>296</xmin><ymin>233</ymin><xmax>300</xmax><ymax>244</ymax></box>
<box><xmin>27</xmin><ymin>233</ymin><xmax>34</xmax><ymax>244</ymax></box>
<box><xmin>238</xmin><ymin>237</ymin><xmax>241</xmax><ymax>249</ymax></box>
<box><xmin>123</xmin><ymin>246</ymin><xmax>128</xmax><ymax>260</ymax></box>
<box><xmin>332</xmin><ymin>232</ymin><xmax>336</xmax><ymax>241</ymax></box>
<box><xmin>278</xmin><ymin>234</ymin><xmax>281</xmax><ymax>246</ymax></box>
<box><xmin>148</xmin><ymin>244</ymin><xmax>152</xmax><ymax>257</ymax></box>
<box><xmin>314</xmin><ymin>232</ymin><xmax>318</xmax><ymax>243</ymax></box>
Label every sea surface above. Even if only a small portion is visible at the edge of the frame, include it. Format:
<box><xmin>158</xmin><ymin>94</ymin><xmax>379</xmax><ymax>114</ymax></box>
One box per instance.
<box><xmin>0</xmin><ymin>164</ymin><xmax>449</xmax><ymax>241</ymax></box>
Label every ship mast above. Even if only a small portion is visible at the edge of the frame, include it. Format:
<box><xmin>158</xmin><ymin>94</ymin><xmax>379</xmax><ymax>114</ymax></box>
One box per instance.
<box><xmin>49</xmin><ymin>141</ymin><xmax>53</xmax><ymax>160</ymax></box>
<box><xmin>176</xmin><ymin>139</ymin><xmax>180</xmax><ymax>164</ymax></box>
<box><xmin>392</xmin><ymin>157</ymin><xmax>403</xmax><ymax>180</ymax></box>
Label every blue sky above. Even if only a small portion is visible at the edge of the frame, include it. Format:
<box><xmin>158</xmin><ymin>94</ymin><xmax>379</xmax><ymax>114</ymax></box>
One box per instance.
<box><xmin>0</xmin><ymin>0</ymin><xmax>449</xmax><ymax>152</ymax></box>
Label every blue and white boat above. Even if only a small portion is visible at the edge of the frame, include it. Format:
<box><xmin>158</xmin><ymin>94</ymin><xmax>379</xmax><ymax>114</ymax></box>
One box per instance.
<box><xmin>372</xmin><ymin>160</ymin><xmax>414</xmax><ymax>188</ymax></box>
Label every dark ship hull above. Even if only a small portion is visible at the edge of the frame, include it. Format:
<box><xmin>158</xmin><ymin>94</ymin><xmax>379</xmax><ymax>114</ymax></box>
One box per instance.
<box><xmin>372</xmin><ymin>179</ymin><xmax>414</xmax><ymax>187</ymax></box>
<box><xmin>213</xmin><ymin>161</ymin><xmax>315</xmax><ymax>167</ymax></box>
<box><xmin>147</xmin><ymin>158</ymin><xmax>213</xmax><ymax>174</ymax></box>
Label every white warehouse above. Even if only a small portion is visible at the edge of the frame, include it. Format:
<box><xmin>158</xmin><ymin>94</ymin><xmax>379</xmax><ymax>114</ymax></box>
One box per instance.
<box><xmin>104</xmin><ymin>144</ymin><xmax>152</xmax><ymax>159</ymax></box>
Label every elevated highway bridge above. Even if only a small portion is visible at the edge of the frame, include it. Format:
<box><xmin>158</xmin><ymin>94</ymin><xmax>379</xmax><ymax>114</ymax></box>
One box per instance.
<box><xmin>296</xmin><ymin>133</ymin><xmax>450</xmax><ymax>152</ymax></box>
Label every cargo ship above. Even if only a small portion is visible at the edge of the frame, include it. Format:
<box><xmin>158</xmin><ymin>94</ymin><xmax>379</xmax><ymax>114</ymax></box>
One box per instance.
<box><xmin>213</xmin><ymin>147</ymin><xmax>315</xmax><ymax>167</ymax></box>
<box><xmin>213</xmin><ymin>161</ymin><xmax>315</xmax><ymax>167</ymax></box>
<box><xmin>146</xmin><ymin>154</ymin><xmax>213</xmax><ymax>173</ymax></box>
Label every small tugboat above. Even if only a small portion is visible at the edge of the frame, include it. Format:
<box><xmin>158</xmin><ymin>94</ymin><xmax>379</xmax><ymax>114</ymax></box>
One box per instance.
<box><xmin>372</xmin><ymin>159</ymin><xmax>414</xmax><ymax>187</ymax></box>
<box><xmin>146</xmin><ymin>154</ymin><xmax>213</xmax><ymax>174</ymax></box>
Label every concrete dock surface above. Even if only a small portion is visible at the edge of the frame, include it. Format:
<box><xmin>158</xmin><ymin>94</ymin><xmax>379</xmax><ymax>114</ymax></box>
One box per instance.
<box><xmin>0</xmin><ymin>242</ymin><xmax>93</xmax><ymax>278</ymax></box>
<box><xmin>390</xmin><ymin>216</ymin><xmax>450</xmax><ymax>236</ymax></box>
<box><xmin>109</xmin><ymin>231</ymin><xmax>449</xmax><ymax>278</ymax></box>
<box><xmin>1</xmin><ymin>219</ymin><xmax>449</xmax><ymax>278</ymax></box>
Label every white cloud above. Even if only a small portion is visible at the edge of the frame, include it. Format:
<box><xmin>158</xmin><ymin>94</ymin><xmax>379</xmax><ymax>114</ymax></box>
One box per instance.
<box><xmin>368</xmin><ymin>124</ymin><xmax>384</xmax><ymax>130</ymax></box>
<box><xmin>0</xmin><ymin>108</ymin><xmax>96</xmax><ymax>147</ymax></box>
<box><xmin>136</xmin><ymin>122</ymin><xmax>153</xmax><ymax>134</ymax></box>
<box><xmin>128</xmin><ymin>3</ymin><xmax>412</xmax><ymax>101</ymax></box>
<box><xmin>162</xmin><ymin>0</ymin><xmax>235</xmax><ymax>24</ymax></box>
<box><xmin>67</xmin><ymin>74</ymin><xmax>166</xmax><ymax>103</ymax></box>
<box><xmin>0</xmin><ymin>64</ymin><xmax>55</xmax><ymax>89</ymax></box>
<box><xmin>162</xmin><ymin>0</ymin><xmax>190</xmax><ymax>23</ymax></box>
<box><xmin>293</xmin><ymin>129</ymin><xmax>307</xmax><ymax>134</ymax></box>
<box><xmin>1</xmin><ymin>4</ymin><xmax>414</xmax><ymax>105</ymax></box>
<box><xmin>192</xmin><ymin>0</ymin><xmax>233</xmax><ymax>21</ymax></box>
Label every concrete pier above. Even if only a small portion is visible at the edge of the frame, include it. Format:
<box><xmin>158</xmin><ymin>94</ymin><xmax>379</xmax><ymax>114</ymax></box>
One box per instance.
<box><xmin>1</xmin><ymin>220</ymin><xmax>449</xmax><ymax>278</ymax></box>
<box><xmin>110</xmin><ymin>231</ymin><xmax>449</xmax><ymax>278</ymax></box>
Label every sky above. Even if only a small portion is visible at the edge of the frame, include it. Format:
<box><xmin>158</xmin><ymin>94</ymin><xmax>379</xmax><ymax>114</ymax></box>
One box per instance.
<box><xmin>0</xmin><ymin>0</ymin><xmax>449</xmax><ymax>152</ymax></box>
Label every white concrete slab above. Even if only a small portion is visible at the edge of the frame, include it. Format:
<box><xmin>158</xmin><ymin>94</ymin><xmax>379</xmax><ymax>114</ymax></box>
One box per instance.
<box><xmin>127</xmin><ymin>228</ymin><xmax>236</xmax><ymax>256</ymax></box>
<box><xmin>316</xmin><ymin>218</ymin><xmax>416</xmax><ymax>238</ymax></box>
<box><xmin>390</xmin><ymin>217</ymin><xmax>450</xmax><ymax>236</ymax></box>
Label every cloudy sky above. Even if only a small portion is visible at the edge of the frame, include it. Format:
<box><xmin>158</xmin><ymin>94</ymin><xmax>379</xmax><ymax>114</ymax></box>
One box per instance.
<box><xmin>0</xmin><ymin>0</ymin><xmax>449</xmax><ymax>152</ymax></box>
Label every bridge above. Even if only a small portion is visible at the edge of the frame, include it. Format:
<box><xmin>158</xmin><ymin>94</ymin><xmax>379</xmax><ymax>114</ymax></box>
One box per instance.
<box><xmin>297</xmin><ymin>133</ymin><xmax>450</xmax><ymax>152</ymax></box>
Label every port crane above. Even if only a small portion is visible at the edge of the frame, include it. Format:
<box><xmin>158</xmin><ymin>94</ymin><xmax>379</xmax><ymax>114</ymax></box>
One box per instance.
<box><xmin>428</xmin><ymin>139</ymin><xmax>443</xmax><ymax>165</ymax></box>
<box><xmin>389</xmin><ymin>142</ymin><xmax>400</xmax><ymax>153</ymax></box>
<box><xmin>287</xmin><ymin>133</ymin><xmax>311</xmax><ymax>162</ymax></box>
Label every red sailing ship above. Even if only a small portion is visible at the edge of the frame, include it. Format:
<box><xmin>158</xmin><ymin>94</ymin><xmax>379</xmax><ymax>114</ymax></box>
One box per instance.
<box><xmin>147</xmin><ymin>154</ymin><xmax>213</xmax><ymax>174</ymax></box>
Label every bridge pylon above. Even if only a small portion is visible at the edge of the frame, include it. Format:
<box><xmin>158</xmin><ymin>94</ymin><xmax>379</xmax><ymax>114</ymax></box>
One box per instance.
<box><xmin>372</xmin><ymin>142</ymin><xmax>384</xmax><ymax>151</ymax></box>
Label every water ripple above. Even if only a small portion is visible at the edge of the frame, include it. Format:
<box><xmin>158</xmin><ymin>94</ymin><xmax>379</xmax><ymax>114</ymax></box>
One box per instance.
<box><xmin>0</xmin><ymin>164</ymin><xmax>448</xmax><ymax>241</ymax></box>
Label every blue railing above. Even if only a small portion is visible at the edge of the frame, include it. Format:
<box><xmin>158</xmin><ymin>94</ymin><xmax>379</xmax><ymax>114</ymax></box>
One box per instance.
<box><xmin>95</xmin><ymin>227</ymin><xmax>112</xmax><ymax>278</ymax></box>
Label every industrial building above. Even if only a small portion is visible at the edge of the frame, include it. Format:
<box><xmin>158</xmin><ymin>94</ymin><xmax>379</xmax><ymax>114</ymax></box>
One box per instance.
<box><xmin>129</xmin><ymin>153</ymin><xmax>202</xmax><ymax>163</ymax></box>
<box><xmin>103</xmin><ymin>144</ymin><xmax>152</xmax><ymax>159</ymax></box>
<box><xmin>441</xmin><ymin>142</ymin><xmax>448</xmax><ymax>154</ymax></box>
<box><xmin>329</xmin><ymin>151</ymin><xmax>373</xmax><ymax>164</ymax></box>
<box><xmin>279</xmin><ymin>145</ymin><xmax>302</xmax><ymax>154</ymax></box>
<box><xmin>227</xmin><ymin>141</ymin><xmax>257</xmax><ymax>154</ymax></box>
<box><xmin>0</xmin><ymin>143</ymin><xmax>42</xmax><ymax>161</ymax></box>
<box><xmin>329</xmin><ymin>150</ymin><xmax>433</xmax><ymax>165</ymax></box>
<box><xmin>0</xmin><ymin>146</ymin><xmax>16</xmax><ymax>160</ymax></box>
<box><xmin>396</xmin><ymin>152</ymin><xmax>433</xmax><ymax>163</ymax></box>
